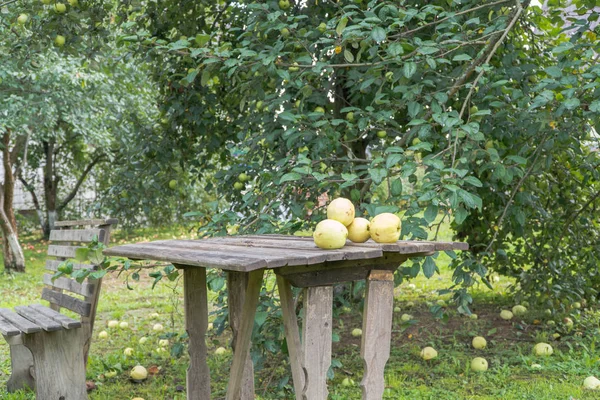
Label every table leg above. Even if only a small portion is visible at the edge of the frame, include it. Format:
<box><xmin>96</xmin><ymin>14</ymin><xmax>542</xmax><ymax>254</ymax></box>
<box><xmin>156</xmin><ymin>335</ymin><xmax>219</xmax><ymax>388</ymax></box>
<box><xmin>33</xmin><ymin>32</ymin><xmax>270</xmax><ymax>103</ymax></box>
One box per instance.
<box><xmin>227</xmin><ymin>271</ymin><xmax>256</xmax><ymax>399</ymax></box>
<box><xmin>302</xmin><ymin>286</ymin><xmax>333</xmax><ymax>400</ymax></box>
<box><xmin>183</xmin><ymin>267</ymin><xmax>211</xmax><ymax>400</ymax></box>
<box><xmin>226</xmin><ymin>269</ymin><xmax>264</xmax><ymax>400</ymax></box>
<box><xmin>276</xmin><ymin>275</ymin><xmax>305</xmax><ymax>400</ymax></box>
<box><xmin>360</xmin><ymin>270</ymin><xmax>394</xmax><ymax>400</ymax></box>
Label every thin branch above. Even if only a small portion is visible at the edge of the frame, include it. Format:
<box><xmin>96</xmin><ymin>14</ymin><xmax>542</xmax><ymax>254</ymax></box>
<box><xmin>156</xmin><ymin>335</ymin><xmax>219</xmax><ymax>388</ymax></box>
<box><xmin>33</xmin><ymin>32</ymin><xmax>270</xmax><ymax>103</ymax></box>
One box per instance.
<box><xmin>389</xmin><ymin>0</ymin><xmax>513</xmax><ymax>39</ymax></box>
<box><xmin>58</xmin><ymin>153</ymin><xmax>107</xmax><ymax>212</ymax></box>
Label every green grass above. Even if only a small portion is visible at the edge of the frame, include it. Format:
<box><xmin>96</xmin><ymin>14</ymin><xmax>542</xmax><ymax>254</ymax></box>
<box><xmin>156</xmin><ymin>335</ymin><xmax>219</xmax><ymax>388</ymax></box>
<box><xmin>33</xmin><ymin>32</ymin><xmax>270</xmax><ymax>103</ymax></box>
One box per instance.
<box><xmin>1</xmin><ymin>224</ymin><xmax>599</xmax><ymax>399</ymax></box>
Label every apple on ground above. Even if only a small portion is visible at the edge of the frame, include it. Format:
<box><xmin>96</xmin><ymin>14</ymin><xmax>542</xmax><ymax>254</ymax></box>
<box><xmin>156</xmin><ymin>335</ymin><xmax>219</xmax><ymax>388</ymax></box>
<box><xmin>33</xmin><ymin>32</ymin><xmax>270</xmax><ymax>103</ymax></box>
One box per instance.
<box><xmin>130</xmin><ymin>365</ymin><xmax>148</xmax><ymax>381</ymax></box>
<box><xmin>472</xmin><ymin>336</ymin><xmax>487</xmax><ymax>349</ymax></box>
<box><xmin>341</xmin><ymin>377</ymin><xmax>355</xmax><ymax>386</ymax></box>
<box><xmin>563</xmin><ymin>317</ymin><xmax>574</xmax><ymax>328</ymax></box>
<box><xmin>393</xmin><ymin>306</ymin><xmax>401</xmax><ymax>313</ymax></box>
<box><xmin>469</xmin><ymin>313</ymin><xmax>478</xmax><ymax>320</ymax></box>
<box><xmin>98</xmin><ymin>331</ymin><xmax>108</xmax><ymax>339</ymax></box>
<box><xmin>583</xmin><ymin>376</ymin><xmax>600</xmax><ymax>390</ymax></box>
<box><xmin>158</xmin><ymin>339</ymin><xmax>169</xmax><ymax>347</ymax></box>
<box><xmin>369</xmin><ymin>213</ymin><xmax>401</xmax><ymax>243</ymax></box>
<box><xmin>139</xmin><ymin>337</ymin><xmax>148</xmax><ymax>344</ymax></box>
<box><xmin>107</xmin><ymin>320</ymin><xmax>119</xmax><ymax>328</ymax></box>
<box><xmin>351</xmin><ymin>328</ymin><xmax>362</xmax><ymax>337</ymax></box>
<box><xmin>500</xmin><ymin>310</ymin><xmax>513</xmax><ymax>320</ymax></box>
<box><xmin>313</xmin><ymin>219</ymin><xmax>348</xmax><ymax>249</ymax></box>
<box><xmin>215</xmin><ymin>347</ymin><xmax>228</xmax><ymax>355</ymax></box>
<box><xmin>124</xmin><ymin>348</ymin><xmax>134</xmax><ymax>356</ymax></box>
<box><xmin>119</xmin><ymin>321</ymin><xmax>129</xmax><ymax>329</ymax></box>
<box><xmin>347</xmin><ymin>217</ymin><xmax>370</xmax><ymax>243</ymax></box>
<box><xmin>512</xmin><ymin>305</ymin><xmax>527</xmax><ymax>316</ymax></box>
<box><xmin>149</xmin><ymin>312</ymin><xmax>160</xmax><ymax>319</ymax></box>
<box><xmin>406</xmin><ymin>301</ymin><xmax>415</xmax><ymax>307</ymax></box>
<box><xmin>420</xmin><ymin>346</ymin><xmax>437</xmax><ymax>360</ymax></box>
<box><xmin>533</xmin><ymin>342</ymin><xmax>553</xmax><ymax>356</ymax></box>
<box><xmin>153</xmin><ymin>323</ymin><xmax>164</xmax><ymax>332</ymax></box>
<box><xmin>471</xmin><ymin>357</ymin><xmax>488</xmax><ymax>372</ymax></box>
<box><xmin>401</xmin><ymin>313</ymin><xmax>412</xmax><ymax>322</ymax></box>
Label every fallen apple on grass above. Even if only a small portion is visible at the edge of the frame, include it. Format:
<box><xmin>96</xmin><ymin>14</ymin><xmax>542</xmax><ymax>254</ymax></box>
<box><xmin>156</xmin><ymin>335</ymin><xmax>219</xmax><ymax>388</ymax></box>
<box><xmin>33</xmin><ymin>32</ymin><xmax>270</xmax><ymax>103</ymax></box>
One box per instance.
<box><xmin>107</xmin><ymin>320</ymin><xmax>119</xmax><ymax>328</ymax></box>
<box><xmin>124</xmin><ymin>348</ymin><xmax>134</xmax><ymax>356</ymax></box>
<box><xmin>472</xmin><ymin>336</ymin><xmax>487</xmax><ymax>349</ymax></box>
<box><xmin>215</xmin><ymin>347</ymin><xmax>228</xmax><ymax>355</ymax></box>
<box><xmin>158</xmin><ymin>339</ymin><xmax>169</xmax><ymax>347</ymax></box>
<box><xmin>139</xmin><ymin>337</ymin><xmax>148</xmax><ymax>344</ymax></box>
<box><xmin>533</xmin><ymin>342</ymin><xmax>553</xmax><ymax>356</ymax></box>
<box><xmin>512</xmin><ymin>305</ymin><xmax>527</xmax><ymax>316</ymax></box>
<box><xmin>153</xmin><ymin>323</ymin><xmax>164</xmax><ymax>332</ymax></box>
<box><xmin>500</xmin><ymin>310</ymin><xmax>513</xmax><ymax>320</ymax></box>
<box><xmin>351</xmin><ymin>328</ymin><xmax>362</xmax><ymax>337</ymax></box>
<box><xmin>119</xmin><ymin>321</ymin><xmax>129</xmax><ymax>329</ymax></box>
<box><xmin>471</xmin><ymin>357</ymin><xmax>488</xmax><ymax>372</ymax></box>
<box><xmin>130</xmin><ymin>365</ymin><xmax>148</xmax><ymax>382</ymax></box>
<box><xmin>583</xmin><ymin>376</ymin><xmax>600</xmax><ymax>390</ymax></box>
<box><xmin>420</xmin><ymin>346</ymin><xmax>437</xmax><ymax>360</ymax></box>
<box><xmin>98</xmin><ymin>331</ymin><xmax>108</xmax><ymax>339</ymax></box>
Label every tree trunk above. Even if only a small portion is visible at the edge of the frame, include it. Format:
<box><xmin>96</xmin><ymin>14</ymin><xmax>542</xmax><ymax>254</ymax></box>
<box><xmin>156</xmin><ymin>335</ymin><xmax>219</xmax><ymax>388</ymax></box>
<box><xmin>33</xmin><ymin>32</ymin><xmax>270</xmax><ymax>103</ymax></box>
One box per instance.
<box><xmin>1</xmin><ymin>130</ymin><xmax>26</xmax><ymax>273</ymax></box>
<box><xmin>42</xmin><ymin>140</ymin><xmax>58</xmax><ymax>238</ymax></box>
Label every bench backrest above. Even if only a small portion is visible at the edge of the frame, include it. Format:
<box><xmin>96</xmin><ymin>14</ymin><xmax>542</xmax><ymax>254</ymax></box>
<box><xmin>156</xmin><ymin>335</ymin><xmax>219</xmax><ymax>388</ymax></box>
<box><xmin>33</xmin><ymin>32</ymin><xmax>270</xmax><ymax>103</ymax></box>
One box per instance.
<box><xmin>42</xmin><ymin>218</ymin><xmax>118</xmax><ymax>365</ymax></box>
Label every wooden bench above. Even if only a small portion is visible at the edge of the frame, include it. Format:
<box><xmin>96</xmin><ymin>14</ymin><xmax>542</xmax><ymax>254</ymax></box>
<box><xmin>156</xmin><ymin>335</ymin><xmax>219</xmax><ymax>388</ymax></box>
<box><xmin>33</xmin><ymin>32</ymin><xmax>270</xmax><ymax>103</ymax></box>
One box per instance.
<box><xmin>0</xmin><ymin>218</ymin><xmax>117</xmax><ymax>399</ymax></box>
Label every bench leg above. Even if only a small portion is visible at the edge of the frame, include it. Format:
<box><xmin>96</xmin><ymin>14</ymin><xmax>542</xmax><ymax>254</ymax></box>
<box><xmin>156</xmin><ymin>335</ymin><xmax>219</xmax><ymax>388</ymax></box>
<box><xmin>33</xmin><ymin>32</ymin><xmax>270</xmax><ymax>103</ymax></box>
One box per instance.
<box><xmin>6</xmin><ymin>340</ymin><xmax>35</xmax><ymax>393</ymax></box>
<box><xmin>22</xmin><ymin>328</ymin><xmax>88</xmax><ymax>400</ymax></box>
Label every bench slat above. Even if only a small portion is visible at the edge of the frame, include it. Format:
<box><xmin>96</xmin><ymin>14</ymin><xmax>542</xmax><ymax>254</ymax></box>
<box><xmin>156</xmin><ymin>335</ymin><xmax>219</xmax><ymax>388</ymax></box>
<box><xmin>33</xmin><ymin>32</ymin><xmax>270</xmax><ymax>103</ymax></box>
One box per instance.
<box><xmin>49</xmin><ymin>229</ymin><xmax>105</xmax><ymax>243</ymax></box>
<box><xmin>47</xmin><ymin>245</ymin><xmax>80</xmax><ymax>259</ymax></box>
<box><xmin>42</xmin><ymin>274</ymin><xmax>95</xmax><ymax>297</ymax></box>
<box><xmin>14</xmin><ymin>306</ymin><xmax>63</xmax><ymax>332</ymax></box>
<box><xmin>41</xmin><ymin>289</ymin><xmax>92</xmax><ymax>317</ymax></box>
<box><xmin>0</xmin><ymin>308</ymin><xmax>42</xmax><ymax>334</ymax></box>
<box><xmin>45</xmin><ymin>260</ymin><xmax>96</xmax><ymax>272</ymax></box>
<box><xmin>0</xmin><ymin>316</ymin><xmax>21</xmax><ymax>336</ymax></box>
<box><xmin>54</xmin><ymin>218</ymin><xmax>118</xmax><ymax>227</ymax></box>
<box><xmin>29</xmin><ymin>304</ymin><xmax>81</xmax><ymax>329</ymax></box>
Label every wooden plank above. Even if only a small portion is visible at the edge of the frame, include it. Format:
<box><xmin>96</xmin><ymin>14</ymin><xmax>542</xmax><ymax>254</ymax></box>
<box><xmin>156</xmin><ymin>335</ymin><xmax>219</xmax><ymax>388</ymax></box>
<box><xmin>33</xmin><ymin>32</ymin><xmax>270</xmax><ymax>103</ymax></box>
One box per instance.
<box><xmin>226</xmin><ymin>269</ymin><xmax>264</xmax><ymax>400</ymax></box>
<box><xmin>0</xmin><ymin>316</ymin><xmax>21</xmax><ymax>336</ymax></box>
<box><xmin>181</xmin><ymin>266</ymin><xmax>211</xmax><ymax>400</ymax></box>
<box><xmin>54</xmin><ymin>218</ymin><xmax>118</xmax><ymax>227</ymax></box>
<box><xmin>45</xmin><ymin>259</ymin><xmax>96</xmax><ymax>272</ymax></box>
<box><xmin>49</xmin><ymin>228</ymin><xmax>105</xmax><ymax>243</ymax></box>
<box><xmin>29</xmin><ymin>304</ymin><xmax>81</xmax><ymax>329</ymax></box>
<box><xmin>6</xmin><ymin>343</ymin><xmax>33</xmax><ymax>392</ymax></box>
<box><xmin>0</xmin><ymin>309</ymin><xmax>42</xmax><ymax>334</ymax></box>
<box><xmin>302</xmin><ymin>286</ymin><xmax>333</xmax><ymax>400</ymax></box>
<box><xmin>227</xmin><ymin>272</ymin><xmax>255</xmax><ymax>399</ymax></box>
<box><xmin>360</xmin><ymin>270</ymin><xmax>394</xmax><ymax>400</ymax></box>
<box><xmin>104</xmin><ymin>244</ymin><xmax>267</xmax><ymax>272</ymax></box>
<box><xmin>47</xmin><ymin>245</ymin><xmax>81</xmax><ymax>259</ymax></box>
<box><xmin>14</xmin><ymin>306</ymin><xmax>63</xmax><ymax>332</ymax></box>
<box><xmin>42</xmin><ymin>274</ymin><xmax>95</xmax><ymax>297</ymax></box>
<box><xmin>41</xmin><ymin>289</ymin><xmax>92</xmax><ymax>317</ymax></box>
<box><xmin>277</xmin><ymin>254</ymin><xmax>407</xmax><ymax>288</ymax></box>
<box><xmin>276</xmin><ymin>275</ymin><xmax>305</xmax><ymax>400</ymax></box>
<box><xmin>22</xmin><ymin>327</ymin><xmax>88</xmax><ymax>399</ymax></box>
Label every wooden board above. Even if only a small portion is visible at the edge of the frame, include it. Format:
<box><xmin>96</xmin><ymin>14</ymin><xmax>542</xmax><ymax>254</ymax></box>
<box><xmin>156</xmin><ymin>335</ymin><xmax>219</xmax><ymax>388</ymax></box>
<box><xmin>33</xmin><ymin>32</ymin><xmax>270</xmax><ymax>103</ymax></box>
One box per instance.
<box><xmin>42</xmin><ymin>274</ymin><xmax>95</xmax><ymax>297</ymax></box>
<box><xmin>41</xmin><ymin>289</ymin><xmax>92</xmax><ymax>317</ymax></box>
<box><xmin>29</xmin><ymin>304</ymin><xmax>81</xmax><ymax>329</ymax></box>
<box><xmin>47</xmin><ymin>245</ymin><xmax>81</xmax><ymax>259</ymax></box>
<box><xmin>14</xmin><ymin>306</ymin><xmax>63</xmax><ymax>332</ymax></box>
<box><xmin>0</xmin><ymin>315</ymin><xmax>21</xmax><ymax>336</ymax></box>
<box><xmin>45</xmin><ymin>259</ymin><xmax>96</xmax><ymax>272</ymax></box>
<box><xmin>54</xmin><ymin>218</ymin><xmax>118</xmax><ymax>227</ymax></box>
<box><xmin>49</xmin><ymin>228</ymin><xmax>105</xmax><ymax>243</ymax></box>
<box><xmin>0</xmin><ymin>309</ymin><xmax>41</xmax><ymax>334</ymax></box>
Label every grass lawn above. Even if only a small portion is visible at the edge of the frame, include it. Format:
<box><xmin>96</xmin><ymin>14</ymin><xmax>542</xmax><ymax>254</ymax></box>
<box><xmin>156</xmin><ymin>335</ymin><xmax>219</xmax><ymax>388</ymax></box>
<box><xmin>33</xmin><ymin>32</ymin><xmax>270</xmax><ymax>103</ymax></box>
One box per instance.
<box><xmin>1</xmin><ymin>224</ymin><xmax>599</xmax><ymax>399</ymax></box>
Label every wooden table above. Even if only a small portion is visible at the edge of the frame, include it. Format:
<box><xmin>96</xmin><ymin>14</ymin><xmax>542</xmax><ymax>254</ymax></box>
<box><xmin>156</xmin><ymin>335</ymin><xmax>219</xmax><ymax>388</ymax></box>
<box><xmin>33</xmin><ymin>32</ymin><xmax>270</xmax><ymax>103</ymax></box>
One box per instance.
<box><xmin>104</xmin><ymin>234</ymin><xmax>468</xmax><ymax>400</ymax></box>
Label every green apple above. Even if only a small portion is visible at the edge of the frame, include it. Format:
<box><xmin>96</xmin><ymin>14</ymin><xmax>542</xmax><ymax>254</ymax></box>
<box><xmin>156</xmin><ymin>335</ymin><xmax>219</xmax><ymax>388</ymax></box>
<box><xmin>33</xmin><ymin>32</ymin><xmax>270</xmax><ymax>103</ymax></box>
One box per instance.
<box><xmin>314</xmin><ymin>106</ymin><xmax>325</xmax><ymax>113</ymax></box>
<box><xmin>68</xmin><ymin>0</ymin><xmax>78</xmax><ymax>5</ymax></box>
<box><xmin>377</xmin><ymin>130</ymin><xmax>387</xmax><ymax>138</ymax></box>
<box><xmin>255</xmin><ymin>101</ymin><xmax>263</xmax><ymax>110</ymax></box>
<box><xmin>393</xmin><ymin>306</ymin><xmax>401</xmax><ymax>313</ymax></box>
<box><xmin>346</xmin><ymin>112</ymin><xmax>354</xmax><ymax>122</ymax></box>
<box><xmin>512</xmin><ymin>305</ymin><xmax>527</xmax><ymax>316</ymax></box>
<box><xmin>107</xmin><ymin>320</ymin><xmax>119</xmax><ymax>328</ymax></box>
<box><xmin>469</xmin><ymin>313</ymin><xmax>478</xmax><ymax>320</ymax></box>
<box><xmin>158</xmin><ymin>339</ymin><xmax>169</xmax><ymax>347</ymax></box>
<box><xmin>119</xmin><ymin>321</ymin><xmax>129</xmax><ymax>329</ymax></box>
<box><xmin>215</xmin><ymin>346</ymin><xmax>228</xmax><ymax>355</ymax></box>
<box><xmin>98</xmin><ymin>330</ymin><xmax>108</xmax><ymax>339</ymax></box>
<box><xmin>280</xmin><ymin>28</ymin><xmax>290</xmax><ymax>38</ymax></box>
<box><xmin>572</xmin><ymin>302</ymin><xmax>581</xmax><ymax>309</ymax></box>
<box><xmin>17</xmin><ymin>14</ymin><xmax>28</xmax><ymax>24</ymax></box>
<box><xmin>351</xmin><ymin>328</ymin><xmax>362</xmax><ymax>337</ymax></box>
<box><xmin>55</xmin><ymin>35</ymin><xmax>66</xmax><ymax>47</ymax></box>
<box><xmin>499</xmin><ymin>310</ymin><xmax>513</xmax><ymax>320</ymax></box>
<box><xmin>472</xmin><ymin>336</ymin><xmax>487</xmax><ymax>349</ymax></box>
<box><xmin>385</xmin><ymin>71</ymin><xmax>394</xmax><ymax>82</ymax></box>
<box><xmin>238</xmin><ymin>173</ymin><xmax>249</xmax><ymax>182</ymax></box>
<box><xmin>153</xmin><ymin>323</ymin><xmax>164</xmax><ymax>332</ymax></box>
<box><xmin>54</xmin><ymin>3</ymin><xmax>67</xmax><ymax>12</ymax></box>
<box><xmin>411</xmin><ymin>137</ymin><xmax>421</xmax><ymax>146</ymax></box>
<box><xmin>234</xmin><ymin>181</ymin><xmax>244</xmax><ymax>190</ymax></box>
<box><xmin>420</xmin><ymin>346</ymin><xmax>437</xmax><ymax>360</ymax></box>
<box><xmin>401</xmin><ymin>313</ymin><xmax>412</xmax><ymax>322</ymax></box>
<box><xmin>139</xmin><ymin>337</ymin><xmax>148</xmax><ymax>344</ymax></box>
<box><xmin>278</xmin><ymin>0</ymin><xmax>290</xmax><ymax>9</ymax></box>
<box><xmin>169</xmin><ymin>179</ymin><xmax>177</xmax><ymax>190</ymax></box>
<box><xmin>533</xmin><ymin>342</ymin><xmax>553</xmax><ymax>356</ymax></box>
<box><xmin>41</xmin><ymin>0</ymin><xmax>52</xmax><ymax>4</ymax></box>
<box><xmin>471</xmin><ymin>357</ymin><xmax>488</xmax><ymax>372</ymax></box>
<box><xmin>124</xmin><ymin>347</ymin><xmax>134</xmax><ymax>356</ymax></box>
<box><xmin>341</xmin><ymin>377</ymin><xmax>355</xmax><ymax>386</ymax></box>
<box><xmin>318</xmin><ymin>22</ymin><xmax>327</xmax><ymax>33</ymax></box>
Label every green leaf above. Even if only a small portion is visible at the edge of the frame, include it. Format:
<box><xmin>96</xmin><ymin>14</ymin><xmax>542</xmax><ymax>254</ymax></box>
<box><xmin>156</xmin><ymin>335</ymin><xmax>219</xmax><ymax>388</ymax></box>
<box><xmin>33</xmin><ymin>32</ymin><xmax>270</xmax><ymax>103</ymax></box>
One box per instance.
<box><xmin>423</xmin><ymin>256</ymin><xmax>436</xmax><ymax>278</ymax></box>
<box><xmin>336</xmin><ymin>17</ymin><xmax>348</xmax><ymax>36</ymax></box>
<box><xmin>387</xmin><ymin>43</ymin><xmax>404</xmax><ymax>57</ymax></box>
<box><xmin>280</xmin><ymin>172</ymin><xmax>302</xmax><ymax>183</ymax></box>
<box><xmin>454</xmin><ymin>206</ymin><xmax>469</xmax><ymax>225</ymax></box>
<box><xmin>452</xmin><ymin>53</ymin><xmax>472</xmax><ymax>61</ymax></box>
<box><xmin>463</xmin><ymin>176</ymin><xmax>483</xmax><ymax>187</ymax></box>
<box><xmin>369</xmin><ymin>168</ymin><xmax>387</xmax><ymax>184</ymax></box>
<box><xmin>371</xmin><ymin>27</ymin><xmax>386</xmax><ymax>43</ymax></box>
<box><xmin>403</xmin><ymin>62</ymin><xmax>417</xmax><ymax>79</ymax></box>
<box><xmin>75</xmin><ymin>248</ymin><xmax>90</xmax><ymax>262</ymax></box>
<box><xmin>563</xmin><ymin>98</ymin><xmax>580</xmax><ymax>110</ymax></box>
<box><xmin>590</xmin><ymin>100</ymin><xmax>600</xmax><ymax>112</ymax></box>
<box><xmin>424</xmin><ymin>204</ymin><xmax>438</xmax><ymax>223</ymax></box>
<box><xmin>344</xmin><ymin>49</ymin><xmax>354</xmax><ymax>63</ymax></box>
<box><xmin>391</xmin><ymin>179</ymin><xmax>403</xmax><ymax>196</ymax></box>
<box><xmin>457</xmin><ymin>189</ymin><xmax>482</xmax><ymax>210</ymax></box>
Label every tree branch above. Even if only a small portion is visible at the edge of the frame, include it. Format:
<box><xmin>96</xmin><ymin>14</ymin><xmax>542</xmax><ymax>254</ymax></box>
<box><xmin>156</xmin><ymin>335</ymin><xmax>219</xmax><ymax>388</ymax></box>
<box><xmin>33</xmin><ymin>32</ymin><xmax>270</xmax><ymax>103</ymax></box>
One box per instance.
<box><xmin>58</xmin><ymin>153</ymin><xmax>107</xmax><ymax>212</ymax></box>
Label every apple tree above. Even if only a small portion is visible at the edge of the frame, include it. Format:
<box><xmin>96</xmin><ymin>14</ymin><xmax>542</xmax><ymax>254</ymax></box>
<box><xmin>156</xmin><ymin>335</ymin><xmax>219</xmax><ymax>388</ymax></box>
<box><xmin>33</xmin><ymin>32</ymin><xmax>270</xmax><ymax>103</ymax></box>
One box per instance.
<box><xmin>117</xmin><ymin>0</ymin><xmax>600</xmax><ymax>312</ymax></box>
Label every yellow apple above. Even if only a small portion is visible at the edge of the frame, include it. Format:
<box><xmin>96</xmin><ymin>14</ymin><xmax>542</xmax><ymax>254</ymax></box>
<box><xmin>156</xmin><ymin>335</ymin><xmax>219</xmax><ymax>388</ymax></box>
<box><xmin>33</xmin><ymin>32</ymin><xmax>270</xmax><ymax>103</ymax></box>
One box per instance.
<box><xmin>313</xmin><ymin>219</ymin><xmax>348</xmax><ymax>249</ymax></box>
<box><xmin>471</xmin><ymin>357</ymin><xmax>488</xmax><ymax>372</ymax></box>
<box><xmin>500</xmin><ymin>310</ymin><xmax>513</xmax><ymax>320</ymax></box>
<box><xmin>130</xmin><ymin>365</ymin><xmax>148</xmax><ymax>381</ymax></box>
<box><xmin>369</xmin><ymin>213</ymin><xmax>401</xmax><ymax>243</ymax></box>
<box><xmin>472</xmin><ymin>336</ymin><xmax>487</xmax><ymax>349</ymax></box>
<box><xmin>17</xmin><ymin>14</ymin><xmax>28</xmax><ymax>24</ymax></box>
<box><xmin>347</xmin><ymin>217</ymin><xmax>370</xmax><ymax>243</ymax></box>
<box><xmin>420</xmin><ymin>346</ymin><xmax>437</xmax><ymax>360</ymax></box>
<box><xmin>533</xmin><ymin>342</ymin><xmax>553</xmax><ymax>356</ymax></box>
<box><xmin>327</xmin><ymin>198</ymin><xmax>355</xmax><ymax>226</ymax></box>
<box><xmin>55</xmin><ymin>35</ymin><xmax>66</xmax><ymax>47</ymax></box>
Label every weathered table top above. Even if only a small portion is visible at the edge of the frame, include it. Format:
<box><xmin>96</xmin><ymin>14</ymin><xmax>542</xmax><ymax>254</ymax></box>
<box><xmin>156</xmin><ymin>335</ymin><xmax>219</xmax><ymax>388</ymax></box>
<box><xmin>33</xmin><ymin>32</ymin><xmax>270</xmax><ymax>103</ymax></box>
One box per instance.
<box><xmin>103</xmin><ymin>234</ymin><xmax>468</xmax><ymax>272</ymax></box>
